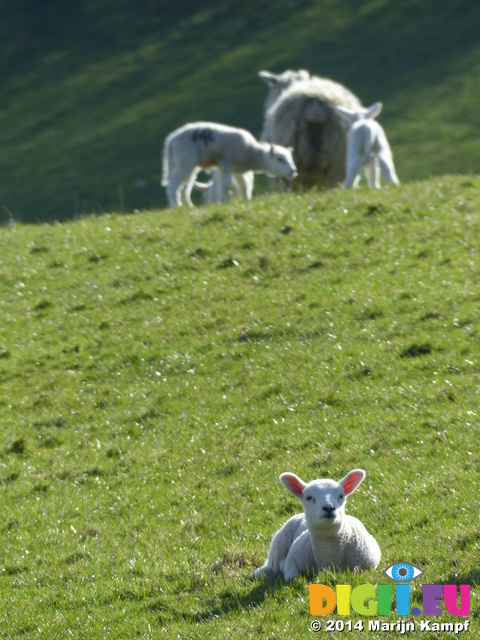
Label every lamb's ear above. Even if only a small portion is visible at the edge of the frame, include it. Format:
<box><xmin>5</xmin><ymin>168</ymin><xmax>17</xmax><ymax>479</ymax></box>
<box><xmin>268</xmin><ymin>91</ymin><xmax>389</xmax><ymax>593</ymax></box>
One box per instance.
<box><xmin>280</xmin><ymin>473</ymin><xmax>306</xmax><ymax>499</ymax></box>
<box><xmin>269</xmin><ymin>144</ymin><xmax>275</xmax><ymax>156</ymax></box>
<box><xmin>339</xmin><ymin>469</ymin><xmax>366</xmax><ymax>496</ymax></box>
<box><xmin>336</xmin><ymin>105</ymin><xmax>356</xmax><ymax>123</ymax></box>
<box><xmin>259</xmin><ymin>71</ymin><xmax>280</xmax><ymax>87</ymax></box>
<box><xmin>367</xmin><ymin>102</ymin><xmax>383</xmax><ymax>119</ymax></box>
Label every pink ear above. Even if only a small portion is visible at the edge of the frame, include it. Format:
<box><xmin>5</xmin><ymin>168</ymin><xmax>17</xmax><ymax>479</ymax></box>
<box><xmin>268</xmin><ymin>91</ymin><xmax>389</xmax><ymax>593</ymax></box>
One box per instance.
<box><xmin>340</xmin><ymin>469</ymin><xmax>365</xmax><ymax>495</ymax></box>
<box><xmin>367</xmin><ymin>102</ymin><xmax>383</xmax><ymax>119</ymax></box>
<box><xmin>280</xmin><ymin>473</ymin><xmax>305</xmax><ymax>498</ymax></box>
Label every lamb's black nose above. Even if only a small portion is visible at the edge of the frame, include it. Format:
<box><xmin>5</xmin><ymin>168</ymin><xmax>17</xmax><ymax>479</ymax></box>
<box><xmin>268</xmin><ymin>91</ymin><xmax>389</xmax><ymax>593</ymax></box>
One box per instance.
<box><xmin>323</xmin><ymin>505</ymin><xmax>335</xmax><ymax>515</ymax></box>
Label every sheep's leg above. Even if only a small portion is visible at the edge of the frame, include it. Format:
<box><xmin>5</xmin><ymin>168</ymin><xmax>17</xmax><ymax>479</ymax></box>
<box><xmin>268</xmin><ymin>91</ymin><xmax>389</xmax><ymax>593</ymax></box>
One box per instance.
<box><xmin>166</xmin><ymin>175</ymin><xmax>183</xmax><ymax>208</ymax></box>
<box><xmin>245</xmin><ymin>173</ymin><xmax>254</xmax><ymax>200</ymax></box>
<box><xmin>365</xmin><ymin>159</ymin><xmax>379</xmax><ymax>188</ymax></box>
<box><xmin>374</xmin><ymin>157</ymin><xmax>381</xmax><ymax>188</ymax></box>
<box><xmin>218</xmin><ymin>168</ymin><xmax>233</xmax><ymax>203</ymax></box>
<box><xmin>343</xmin><ymin>152</ymin><xmax>363</xmax><ymax>189</ymax></box>
<box><xmin>252</xmin><ymin>528</ymin><xmax>290</xmax><ymax>579</ymax></box>
<box><xmin>282</xmin><ymin>530</ymin><xmax>317</xmax><ymax>582</ymax></box>
<box><xmin>183</xmin><ymin>169</ymin><xmax>199</xmax><ymax>207</ymax></box>
<box><xmin>167</xmin><ymin>162</ymin><xmax>195</xmax><ymax>208</ymax></box>
<box><xmin>378</xmin><ymin>152</ymin><xmax>400</xmax><ymax>185</ymax></box>
<box><xmin>234</xmin><ymin>172</ymin><xmax>253</xmax><ymax>200</ymax></box>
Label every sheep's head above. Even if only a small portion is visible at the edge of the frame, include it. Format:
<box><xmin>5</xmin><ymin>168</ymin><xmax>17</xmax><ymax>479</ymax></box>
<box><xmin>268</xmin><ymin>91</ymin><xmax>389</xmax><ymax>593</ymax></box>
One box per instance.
<box><xmin>280</xmin><ymin>469</ymin><xmax>365</xmax><ymax>532</ymax></box>
<box><xmin>336</xmin><ymin>102</ymin><xmax>383</xmax><ymax>125</ymax></box>
<box><xmin>266</xmin><ymin>144</ymin><xmax>298</xmax><ymax>179</ymax></box>
<box><xmin>259</xmin><ymin>69</ymin><xmax>310</xmax><ymax>112</ymax></box>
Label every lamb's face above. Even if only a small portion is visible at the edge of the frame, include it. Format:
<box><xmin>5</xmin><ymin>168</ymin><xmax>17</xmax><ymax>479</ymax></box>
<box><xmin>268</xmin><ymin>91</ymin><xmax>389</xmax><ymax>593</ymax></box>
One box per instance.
<box><xmin>302</xmin><ymin>479</ymin><xmax>346</xmax><ymax>531</ymax></box>
<box><xmin>267</xmin><ymin>146</ymin><xmax>298</xmax><ymax>179</ymax></box>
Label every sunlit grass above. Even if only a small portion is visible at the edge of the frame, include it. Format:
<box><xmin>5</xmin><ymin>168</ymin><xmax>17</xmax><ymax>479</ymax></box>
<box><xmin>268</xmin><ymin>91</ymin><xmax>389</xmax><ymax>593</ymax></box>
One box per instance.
<box><xmin>0</xmin><ymin>176</ymin><xmax>479</xmax><ymax>637</ymax></box>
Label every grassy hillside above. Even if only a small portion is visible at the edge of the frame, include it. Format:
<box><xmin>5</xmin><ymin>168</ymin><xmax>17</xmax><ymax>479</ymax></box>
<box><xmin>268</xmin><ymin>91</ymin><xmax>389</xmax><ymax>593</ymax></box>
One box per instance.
<box><xmin>0</xmin><ymin>176</ymin><xmax>479</xmax><ymax>637</ymax></box>
<box><xmin>1</xmin><ymin>0</ymin><xmax>480</xmax><ymax>222</ymax></box>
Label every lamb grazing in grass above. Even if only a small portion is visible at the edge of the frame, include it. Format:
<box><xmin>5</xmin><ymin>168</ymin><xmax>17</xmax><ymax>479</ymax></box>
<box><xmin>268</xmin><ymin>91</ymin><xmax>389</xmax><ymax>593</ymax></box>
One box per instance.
<box><xmin>336</xmin><ymin>102</ymin><xmax>400</xmax><ymax>189</ymax></box>
<box><xmin>259</xmin><ymin>70</ymin><xmax>361</xmax><ymax>189</ymax></box>
<box><xmin>253</xmin><ymin>469</ymin><xmax>381</xmax><ymax>582</ymax></box>
<box><xmin>162</xmin><ymin>122</ymin><xmax>297</xmax><ymax>208</ymax></box>
<box><xmin>193</xmin><ymin>169</ymin><xmax>254</xmax><ymax>204</ymax></box>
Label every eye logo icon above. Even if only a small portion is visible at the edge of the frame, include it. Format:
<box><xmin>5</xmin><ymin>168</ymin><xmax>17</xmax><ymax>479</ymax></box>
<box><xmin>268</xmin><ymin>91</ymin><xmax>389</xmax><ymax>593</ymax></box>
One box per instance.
<box><xmin>385</xmin><ymin>562</ymin><xmax>423</xmax><ymax>582</ymax></box>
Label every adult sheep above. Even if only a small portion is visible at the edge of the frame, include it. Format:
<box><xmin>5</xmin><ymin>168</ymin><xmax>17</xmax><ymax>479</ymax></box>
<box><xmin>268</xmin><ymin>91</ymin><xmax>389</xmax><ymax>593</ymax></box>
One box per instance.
<box><xmin>259</xmin><ymin>70</ymin><xmax>362</xmax><ymax>189</ymax></box>
<box><xmin>259</xmin><ymin>69</ymin><xmax>310</xmax><ymax>113</ymax></box>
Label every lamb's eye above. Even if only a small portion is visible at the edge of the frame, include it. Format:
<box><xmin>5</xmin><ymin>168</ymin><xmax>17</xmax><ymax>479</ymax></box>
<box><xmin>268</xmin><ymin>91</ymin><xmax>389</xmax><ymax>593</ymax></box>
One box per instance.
<box><xmin>338</xmin><ymin>494</ymin><xmax>344</xmax><ymax>500</ymax></box>
<box><xmin>277</xmin><ymin>156</ymin><xmax>285</xmax><ymax>163</ymax></box>
<box><xmin>306</xmin><ymin>495</ymin><xmax>315</xmax><ymax>503</ymax></box>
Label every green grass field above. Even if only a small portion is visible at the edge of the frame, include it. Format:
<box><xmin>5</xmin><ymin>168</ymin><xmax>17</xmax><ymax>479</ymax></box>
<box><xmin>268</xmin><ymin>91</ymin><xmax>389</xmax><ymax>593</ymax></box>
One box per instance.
<box><xmin>1</xmin><ymin>2</ymin><xmax>480</xmax><ymax>636</ymax></box>
<box><xmin>0</xmin><ymin>175</ymin><xmax>479</xmax><ymax>637</ymax></box>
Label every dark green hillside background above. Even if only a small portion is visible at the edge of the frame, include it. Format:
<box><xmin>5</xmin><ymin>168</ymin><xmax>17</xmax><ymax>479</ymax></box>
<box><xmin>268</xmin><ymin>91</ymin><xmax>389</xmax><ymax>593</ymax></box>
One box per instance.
<box><xmin>1</xmin><ymin>0</ymin><xmax>479</xmax><ymax>223</ymax></box>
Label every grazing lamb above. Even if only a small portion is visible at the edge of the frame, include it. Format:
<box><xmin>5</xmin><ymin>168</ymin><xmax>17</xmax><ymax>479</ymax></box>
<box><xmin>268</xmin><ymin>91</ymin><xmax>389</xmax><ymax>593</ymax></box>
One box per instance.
<box><xmin>253</xmin><ymin>469</ymin><xmax>381</xmax><ymax>582</ymax></box>
<box><xmin>259</xmin><ymin>70</ymin><xmax>361</xmax><ymax>189</ymax></box>
<box><xmin>162</xmin><ymin>122</ymin><xmax>297</xmax><ymax>208</ymax></box>
<box><xmin>336</xmin><ymin>102</ymin><xmax>400</xmax><ymax>188</ymax></box>
<box><xmin>193</xmin><ymin>169</ymin><xmax>254</xmax><ymax>204</ymax></box>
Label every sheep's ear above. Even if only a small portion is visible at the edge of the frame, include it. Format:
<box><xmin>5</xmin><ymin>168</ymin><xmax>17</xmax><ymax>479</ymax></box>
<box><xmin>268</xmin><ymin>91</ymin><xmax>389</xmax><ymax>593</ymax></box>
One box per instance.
<box><xmin>280</xmin><ymin>473</ymin><xmax>306</xmax><ymax>499</ymax></box>
<box><xmin>287</xmin><ymin>146</ymin><xmax>294</xmax><ymax>153</ymax></box>
<box><xmin>339</xmin><ymin>469</ymin><xmax>365</xmax><ymax>496</ymax></box>
<box><xmin>336</xmin><ymin>106</ymin><xmax>356</xmax><ymax>122</ymax></box>
<box><xmin>270</xmin><ymin>145</ymin><xmax>275</xmax><ymax>156</ymax></box>
<box><xmin>259</xmin><ymin>71</ymin><xmax>280</xmax><ymax>87</ymax></box>
<box><xmin>367</xmin><ymin>102</ymin><xmax>383</xmax><ymax>119</ymax></box>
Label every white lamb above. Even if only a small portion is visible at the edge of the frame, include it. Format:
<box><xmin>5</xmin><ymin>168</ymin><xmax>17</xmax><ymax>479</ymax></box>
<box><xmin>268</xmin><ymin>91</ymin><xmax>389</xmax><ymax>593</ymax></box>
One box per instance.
<box><xmin>259</xmin><ymin>70</ymin><xmax>361</xmax><ymax>189</ymax></box>
<box><xmin>193</xmin><ymin>169</ymin><xmax>254</xmax><ymax>204</ymax></box>
<box><xmin>336</xmin><ymin>102</ymin><xmax>400</xmax><ymax>189</ymax></box>
<box><xmin>253</xmin><ymin>469</ymin><xmax>381</xmax><ymax>582</ymax></box>
<box><xmin>162</xmin><ymin>122</ymin><xmax>297</xmax><ymax>208</ymax></box>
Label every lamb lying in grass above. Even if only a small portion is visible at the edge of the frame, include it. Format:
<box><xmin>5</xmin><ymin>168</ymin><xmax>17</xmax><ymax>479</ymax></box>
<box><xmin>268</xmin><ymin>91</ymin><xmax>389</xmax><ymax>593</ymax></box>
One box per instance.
<box><xmin>162</xmin><ymin>122</ymin><xmax>297</xmax><ymax>208</ymax></box>
<box><xmin>336</xmin><ymin>102</ymin><xmax>400</xmax><ymax>188</ymax></box>
<box><xmin>253</xmin><ymin>469</ymin><xmax>381</xmax><ymax>581</ymax></box>
<box><xmin>193</xmin><ymin>169</ymin><xmax>254</xmax><ymax>204</ymax></box>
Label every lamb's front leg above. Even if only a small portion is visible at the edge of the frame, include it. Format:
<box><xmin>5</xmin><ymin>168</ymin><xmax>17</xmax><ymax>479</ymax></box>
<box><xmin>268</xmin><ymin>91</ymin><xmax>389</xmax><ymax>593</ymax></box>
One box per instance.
<box><xmin>217</xmin><ymin>167</ymin><xmax>233</xmax><ymax>203</ymax></box>
<box><xmin>234</xmin><ymin>172</ymin><xmax>253</xmax><ymax>200</ymax></box>
<box><xmin>253</xmin><ymin>514</ymin><xmax>305</xmax><ymax>579</ymax></box>
<box><xmin>282</xmin><ymin>530</ymin><xmax>317</xmax><ymax>581</ymax></box>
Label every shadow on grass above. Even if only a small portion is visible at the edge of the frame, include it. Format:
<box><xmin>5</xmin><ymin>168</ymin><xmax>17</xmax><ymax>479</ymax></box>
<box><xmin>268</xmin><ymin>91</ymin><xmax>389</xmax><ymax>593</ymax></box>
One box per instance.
<box><xmin>446</xmin><ymin>568</ymin><xmax>480</xmax><ymax>588</ymax></box>
<box><xmin>151</xmin><ymin>575</ymin><xmax>286</xmax><ymax>624</ymax></box>
<box><xmin>193</xmin><ymin>576</ymin><xmax>285</xmax><ymax>623</ymax></box>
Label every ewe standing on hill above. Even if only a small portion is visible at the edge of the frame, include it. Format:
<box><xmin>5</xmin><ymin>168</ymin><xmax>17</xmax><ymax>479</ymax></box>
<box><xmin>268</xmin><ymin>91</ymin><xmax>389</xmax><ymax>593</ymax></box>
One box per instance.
<box><xmin>259</xmin><ymin>69</ymin><xmax>361</xmax><ymax>189</ymax></box>
<box><xmin>162</xmin><ymin>122</ymin><xmax>297</xmax><ymax>208</ymax></box>
<box><xmin>253</xmin><ymin>469</ymin><xmax>381</xmax><ymax>581</ymax></box>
